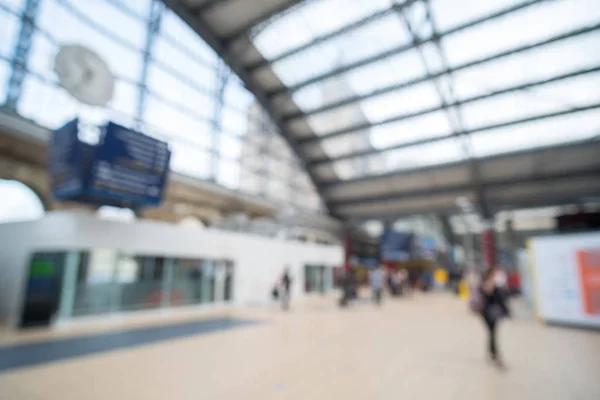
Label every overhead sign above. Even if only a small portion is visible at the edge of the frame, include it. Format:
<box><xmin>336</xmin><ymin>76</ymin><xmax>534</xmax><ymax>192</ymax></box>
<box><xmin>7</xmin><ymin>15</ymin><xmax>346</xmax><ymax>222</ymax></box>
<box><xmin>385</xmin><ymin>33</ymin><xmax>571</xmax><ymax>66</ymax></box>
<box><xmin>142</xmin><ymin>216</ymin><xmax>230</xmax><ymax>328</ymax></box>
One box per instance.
<box><xmin>360</xmin><ymin>257</ymin><xmax>379</xmax><ymax>268</ymax></box>
<box><xmin>50</xmin><ymin>118</ymin><xmax>83</xmax><ymax>199</ymax></box>
<box><xmin>380</xmin><ymin>230</ymin><xmax>413</xmax><ymax>262</ymax></box>
<box><xmin>50</xmin><ymin>120</ymin><xmax>171</xmax><ymax>208</ymax></box>
<box><xmin>86</xmin><ymin>122</ymin><xmax>171</xmax><ymax>206</ymax></box>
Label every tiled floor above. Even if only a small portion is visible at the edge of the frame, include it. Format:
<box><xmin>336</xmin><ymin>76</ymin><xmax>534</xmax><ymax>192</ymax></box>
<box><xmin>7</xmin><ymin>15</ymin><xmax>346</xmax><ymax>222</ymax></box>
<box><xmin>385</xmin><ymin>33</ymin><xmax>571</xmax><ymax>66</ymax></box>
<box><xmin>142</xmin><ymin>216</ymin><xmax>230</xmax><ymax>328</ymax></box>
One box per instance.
<box><xmin>0</xmin><ymin>293</ymin><xmax>598</xmax><ymax>400</ymax></box>
<box><xmin>0</xmin><ymin>317</ymin><xmax>257</xmax><ymax>372</ymax></box>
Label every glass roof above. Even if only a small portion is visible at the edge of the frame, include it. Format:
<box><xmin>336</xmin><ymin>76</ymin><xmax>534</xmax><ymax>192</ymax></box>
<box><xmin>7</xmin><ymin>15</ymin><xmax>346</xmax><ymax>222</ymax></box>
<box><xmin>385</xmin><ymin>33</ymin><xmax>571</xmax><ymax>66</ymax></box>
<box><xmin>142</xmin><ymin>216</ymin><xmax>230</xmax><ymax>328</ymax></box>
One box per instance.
<box><xmin>0</xmin><ymin>0</ymin><xmax>327</xmax><ymax>214</ymax></box>
<box><xmin>251</xmin><ymin>0</ymin><xmax>600</xmax><ymax>182</ymax></box>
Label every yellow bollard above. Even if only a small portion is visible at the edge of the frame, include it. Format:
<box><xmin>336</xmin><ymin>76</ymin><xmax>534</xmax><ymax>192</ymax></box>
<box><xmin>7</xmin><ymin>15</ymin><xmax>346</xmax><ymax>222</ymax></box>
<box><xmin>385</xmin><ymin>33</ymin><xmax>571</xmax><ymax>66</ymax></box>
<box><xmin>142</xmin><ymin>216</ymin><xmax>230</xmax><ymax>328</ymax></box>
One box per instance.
<box><xmin>458</xmin><ymin>279</ymin><xmax>470</xmax><ymax>300</ymax></box>
<box><xmin>434</xmin><ymin>268</ymin><xmax>449</xmax><ymax>286</ymax></box>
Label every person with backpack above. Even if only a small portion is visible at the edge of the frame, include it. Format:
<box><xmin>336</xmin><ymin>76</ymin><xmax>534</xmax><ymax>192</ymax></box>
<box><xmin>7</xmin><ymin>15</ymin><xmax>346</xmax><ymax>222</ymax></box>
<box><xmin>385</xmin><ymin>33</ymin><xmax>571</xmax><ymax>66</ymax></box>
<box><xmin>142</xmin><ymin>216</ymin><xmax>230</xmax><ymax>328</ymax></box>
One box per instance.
<box><xmin>472</xmin><ymin>266</ymin><xmax>510</xmax><ymax>366</ymax></box>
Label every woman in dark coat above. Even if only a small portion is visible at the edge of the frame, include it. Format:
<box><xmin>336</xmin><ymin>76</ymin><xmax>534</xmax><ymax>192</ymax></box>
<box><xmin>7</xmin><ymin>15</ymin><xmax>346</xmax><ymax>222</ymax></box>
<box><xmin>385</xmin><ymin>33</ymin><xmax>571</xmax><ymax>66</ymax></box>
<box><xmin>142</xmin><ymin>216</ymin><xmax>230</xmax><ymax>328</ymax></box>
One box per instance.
<box><xmin>480</xmin><ymin>266</ymin><xmax>510</xmax><ymax>365</ymax></box>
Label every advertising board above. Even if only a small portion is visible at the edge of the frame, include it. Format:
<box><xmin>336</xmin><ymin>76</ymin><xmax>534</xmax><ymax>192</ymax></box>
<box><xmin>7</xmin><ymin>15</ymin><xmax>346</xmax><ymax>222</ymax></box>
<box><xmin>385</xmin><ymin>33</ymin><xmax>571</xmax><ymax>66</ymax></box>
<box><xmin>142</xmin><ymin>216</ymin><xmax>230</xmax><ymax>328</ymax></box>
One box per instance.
<box><xmin>529</xmin><ymin>233</ymin><xmax>600</xmax><ymax>328</ymax></box>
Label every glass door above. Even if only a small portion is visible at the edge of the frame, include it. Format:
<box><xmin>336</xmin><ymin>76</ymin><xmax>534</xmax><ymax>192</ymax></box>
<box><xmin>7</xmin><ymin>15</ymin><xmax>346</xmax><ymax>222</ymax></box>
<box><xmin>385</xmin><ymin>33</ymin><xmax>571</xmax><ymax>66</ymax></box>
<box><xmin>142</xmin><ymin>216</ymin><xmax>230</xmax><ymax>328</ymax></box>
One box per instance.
<box><xmin>171</xmin><ymin>259</ymin><xmax>204</xmax><ymax>306</ymax></box>
<box><xmin>201</xmin><ymin>260</ymin><xmax>215</xmax><ymax>304</ymax></box>
<box><xmin>224</xmin><ymin>261</ymin><xmax>234</xmax><ymax>302</ymax></box>
<box><xmin>214</xmin><ymin>260</ymin><xmax>226</xmax><ymax>303</ymax></box>
<box><xmin>317</xmin><ymin>266</ymin><xmax>326</xmax><ymax>293</ymax></box>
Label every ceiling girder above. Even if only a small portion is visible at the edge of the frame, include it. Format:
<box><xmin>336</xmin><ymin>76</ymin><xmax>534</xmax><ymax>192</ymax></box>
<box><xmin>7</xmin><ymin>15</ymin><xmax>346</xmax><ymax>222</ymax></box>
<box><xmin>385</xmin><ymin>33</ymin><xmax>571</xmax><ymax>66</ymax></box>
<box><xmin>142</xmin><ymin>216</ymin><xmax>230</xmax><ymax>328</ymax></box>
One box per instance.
<box><xmin>343</xmin><ymin>191</ymin><xmax>600</xmax><ymax>221</ymax></box>
<box><xmin>298</xmin><ymin>64</ymin><xmax>600</xmax><ymax>145</ymax></box>
<box><xmin>288</xmin><ymin>21</ymin><xmax>600</xmax><ymax>124</ymax></box>
<box><xmin>189</xmin><ymin>0</ymin><xmax>227</xmax><ymax>14</ymax></box>
<box><xmin>328</xmin><ymin>168</ymin><xmax>600</xmax><ymax>207</ymax></box>
<box><xmin>266</xmin><ymin>0</ymin><xmax>549</xmax><ymax>97</ymax></box>
<box><xmin>321</xmin><ymin>138</ymin><xmax>600</xmax><ymax>188</ymax></box>
<box><xmin>245</xmin><ymin>0</ymin><xmax>421</xmax><ymax>71</ymax></box>
<box><xmin>161</xmin><ymin>0</ymin><xmax>597</xmax><ymax>221</ymax></box>
<box><xmin>221</xmin><ymin>0</ymin><xmax>308</xmax><ymax>44</ymax></box>
<box><xmin>395</xmin><ymin>0</ymin><xmax>491</xmax><ymax>217</ymax></box>
<box><xmin>307</xmin><ymin>101</ymin><xmax>600</xmax><ymax>167</ymax></box>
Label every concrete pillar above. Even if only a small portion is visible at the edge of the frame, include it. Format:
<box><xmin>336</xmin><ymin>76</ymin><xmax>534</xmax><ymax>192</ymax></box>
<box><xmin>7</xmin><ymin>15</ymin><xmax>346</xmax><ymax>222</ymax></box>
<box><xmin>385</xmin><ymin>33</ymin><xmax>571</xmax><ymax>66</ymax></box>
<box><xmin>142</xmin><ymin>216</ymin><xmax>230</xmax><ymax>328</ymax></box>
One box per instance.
<box><xmin>481</xmin><ymin>220</ymin><xmax>496</xmax><ymax>269</ymax></box>
<box><xmin>344</xmin><ymin>234</ymin><xmax>352</xmax><ymax>271</ymax></box>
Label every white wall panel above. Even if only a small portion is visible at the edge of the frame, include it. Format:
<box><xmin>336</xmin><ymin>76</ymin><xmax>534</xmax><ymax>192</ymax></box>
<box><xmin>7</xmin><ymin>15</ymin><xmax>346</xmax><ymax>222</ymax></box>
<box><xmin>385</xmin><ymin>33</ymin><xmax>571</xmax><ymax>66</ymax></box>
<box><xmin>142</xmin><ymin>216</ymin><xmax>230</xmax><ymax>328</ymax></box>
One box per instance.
<box><xmin>0</xmin><ymin>211</ymin><xmax>343</xmax><ymax>326</ymax></box>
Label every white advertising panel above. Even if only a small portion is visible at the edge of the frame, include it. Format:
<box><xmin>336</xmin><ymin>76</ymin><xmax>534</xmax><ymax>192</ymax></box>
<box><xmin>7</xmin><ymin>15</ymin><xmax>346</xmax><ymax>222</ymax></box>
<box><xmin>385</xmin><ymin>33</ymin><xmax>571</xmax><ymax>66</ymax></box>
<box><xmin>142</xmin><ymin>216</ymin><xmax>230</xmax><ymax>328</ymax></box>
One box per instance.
<box><xmin>529</xmin><ymin>233</ymin><xmax>600</xmax><ymax>328</ymax></box>
<box><xmin>516</xmin><ymin>249</ymin><xmax>533</xmax><ymax>308</ymax></box>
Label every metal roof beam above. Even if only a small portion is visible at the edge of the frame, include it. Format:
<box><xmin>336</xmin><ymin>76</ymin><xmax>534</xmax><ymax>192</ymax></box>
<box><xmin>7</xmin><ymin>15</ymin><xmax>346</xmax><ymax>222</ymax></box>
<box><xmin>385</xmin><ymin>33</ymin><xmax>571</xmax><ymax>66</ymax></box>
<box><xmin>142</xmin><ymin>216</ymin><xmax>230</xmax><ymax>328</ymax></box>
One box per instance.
<box><xmin>328</xmin><ymin>168</ymin><xmax>600</xmax><ymax>207</ymax></box>
<box><xmin>307</xmin><ymin>101</ymin><xmax>600</xmax><ymax>166</ymax></box>
<box><xmin>266</xmin><ymin>0</ymin><xmax>549</xmax><ymax>97</ymax></box>
<box><xmin>298</xmin><ymin>64</ymin><xmax>600</xmax><ymax>145</ymax></box>
<box><xmin>490</xmin><ymin>194</ymin><xmax>600</xmax><ymax>212</ymax></box>
<box><xmin>246</xmin><ymin>0</ymin><xmax>420</xmax><ymax>71</ymax></box>
<box><xmin>344</xmin><ymin>193</ymin><xmax>598</xmax><ymax>220</ymax></box>
<box><xmin>160</xmin><ymin>0</ymin><xmax>334</xmax><ymax>214</ymax></box>
<box><xmin>320</xmin><ymin>138</ymin><xmax>600</xmax><ymax>188</ymax></box>
<box><xmin>189</xmin><ymin>0</ymin><xmax>229</xmax><ymax>14</ymax></box>
<box><xmin>290</xmin><ymin>22</ymin><xmax>600</xmax><ymax>125</ymax></box>
<box><xmin>345</xmin><ymin>206</ymin><xmax>460</xmax><ymax>221</ymax></box>
<box><xmin>221</xmin><ymin>0</ymin><xmax>307</xmax><ymax>44</ymax></box>
<box><xmin>417</xmin><ymin>0</ymin><xmax>491</xmax><ymax>219</ymax></box>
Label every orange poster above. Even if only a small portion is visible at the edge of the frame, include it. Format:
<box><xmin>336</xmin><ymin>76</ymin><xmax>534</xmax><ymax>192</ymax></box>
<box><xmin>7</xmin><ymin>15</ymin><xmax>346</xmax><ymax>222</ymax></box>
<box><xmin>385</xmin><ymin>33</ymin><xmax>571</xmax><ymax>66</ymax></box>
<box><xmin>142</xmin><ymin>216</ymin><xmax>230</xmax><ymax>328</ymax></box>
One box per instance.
<box><xmin>577</xmin><ymin>249</ymin><xmax>600</xmax><ymax>315</ymax></box>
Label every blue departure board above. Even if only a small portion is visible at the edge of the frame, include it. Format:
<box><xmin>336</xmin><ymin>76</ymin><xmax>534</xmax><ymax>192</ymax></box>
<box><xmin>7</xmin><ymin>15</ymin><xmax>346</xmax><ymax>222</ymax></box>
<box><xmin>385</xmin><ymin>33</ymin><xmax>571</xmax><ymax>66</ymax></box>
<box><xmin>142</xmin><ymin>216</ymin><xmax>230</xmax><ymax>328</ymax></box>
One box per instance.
<box><xmin>49</xmin><ymin>119</ymin><xmax>171</xmax><ymax>208</ymax></box>
<box><xmin>50</xmin><ymin>118</ymin><xmax>83</xmax><ymax>199</ymax></box>
<box><xmin>86</xmin><ymin>122</ymin><xmax>171</xmax><ymax>206</ymax></box>
<box><xmin>380</xmin><ymin>230</ymin><xmax>413</xmax><ymax>261</ymax></box>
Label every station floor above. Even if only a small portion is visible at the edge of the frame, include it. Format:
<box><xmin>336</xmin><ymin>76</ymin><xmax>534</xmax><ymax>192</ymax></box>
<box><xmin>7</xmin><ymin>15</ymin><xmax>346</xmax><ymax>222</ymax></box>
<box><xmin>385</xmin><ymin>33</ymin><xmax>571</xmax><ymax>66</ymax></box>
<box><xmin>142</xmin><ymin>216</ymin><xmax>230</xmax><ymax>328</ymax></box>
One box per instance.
<box><xmin>1</xmin><ymin>293</ymin><xmax>599</xmax><ymax>400</ymax></box>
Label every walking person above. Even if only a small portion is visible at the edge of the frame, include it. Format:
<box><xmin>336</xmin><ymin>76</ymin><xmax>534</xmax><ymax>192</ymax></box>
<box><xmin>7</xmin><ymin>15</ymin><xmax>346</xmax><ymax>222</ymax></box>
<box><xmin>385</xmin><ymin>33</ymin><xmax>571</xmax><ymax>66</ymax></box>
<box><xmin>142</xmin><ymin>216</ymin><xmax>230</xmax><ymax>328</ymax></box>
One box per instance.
<box><xmin>281</xmin><ymin>267</ymin><xmax>292</xmax><ymax>311</ymax></box>
<box><xmin>479</xmin><ymin>266</ymin><xmax>510</xmax><ymax>366</ymax></box>
<box><xmin>387</xmin><ymin>271</ymin><xmax>397</xmax><ymax>296</ymax></box>
<box><xmin>338</xmin><ymin>269</ymin><xmax>354</xmax><ymax>307</ymax></box>
<box><xmin>369</xmin><ymin>265</ymin><xmax>385</xmax><ymax>306</ymax></box>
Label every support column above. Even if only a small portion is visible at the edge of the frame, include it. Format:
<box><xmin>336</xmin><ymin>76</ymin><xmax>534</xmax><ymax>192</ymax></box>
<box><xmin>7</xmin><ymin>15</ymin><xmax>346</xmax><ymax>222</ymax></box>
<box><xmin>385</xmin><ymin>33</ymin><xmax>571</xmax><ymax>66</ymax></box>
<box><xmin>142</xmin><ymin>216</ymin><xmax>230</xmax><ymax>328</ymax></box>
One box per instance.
<box><xmin>209</xmin><ymin>60</ymin><xmax>231</xmax><ymax>181</ymax></box>
<box><xmin>461</xmin><ymin>216</ymin><xmax>476</xmax><ymax>269</ymax></box>
<box><xmin>4</xmin><ymin>0</ymin><xmax>41</xmax><ymax>110</ymax></box>
<box><xmin>135</xmin><ymin>0</ymin><xmax>163</xmax><ymax>128</ymax></box>
<box><xmin>481</xmin><ymin>220</ymin><xmax>497</xmax><ymax>269</ymax></box>
<box><xmin>343</xmin><ymin>234</ymin><xmax>352</xmax><ymax>271</ymax></box>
